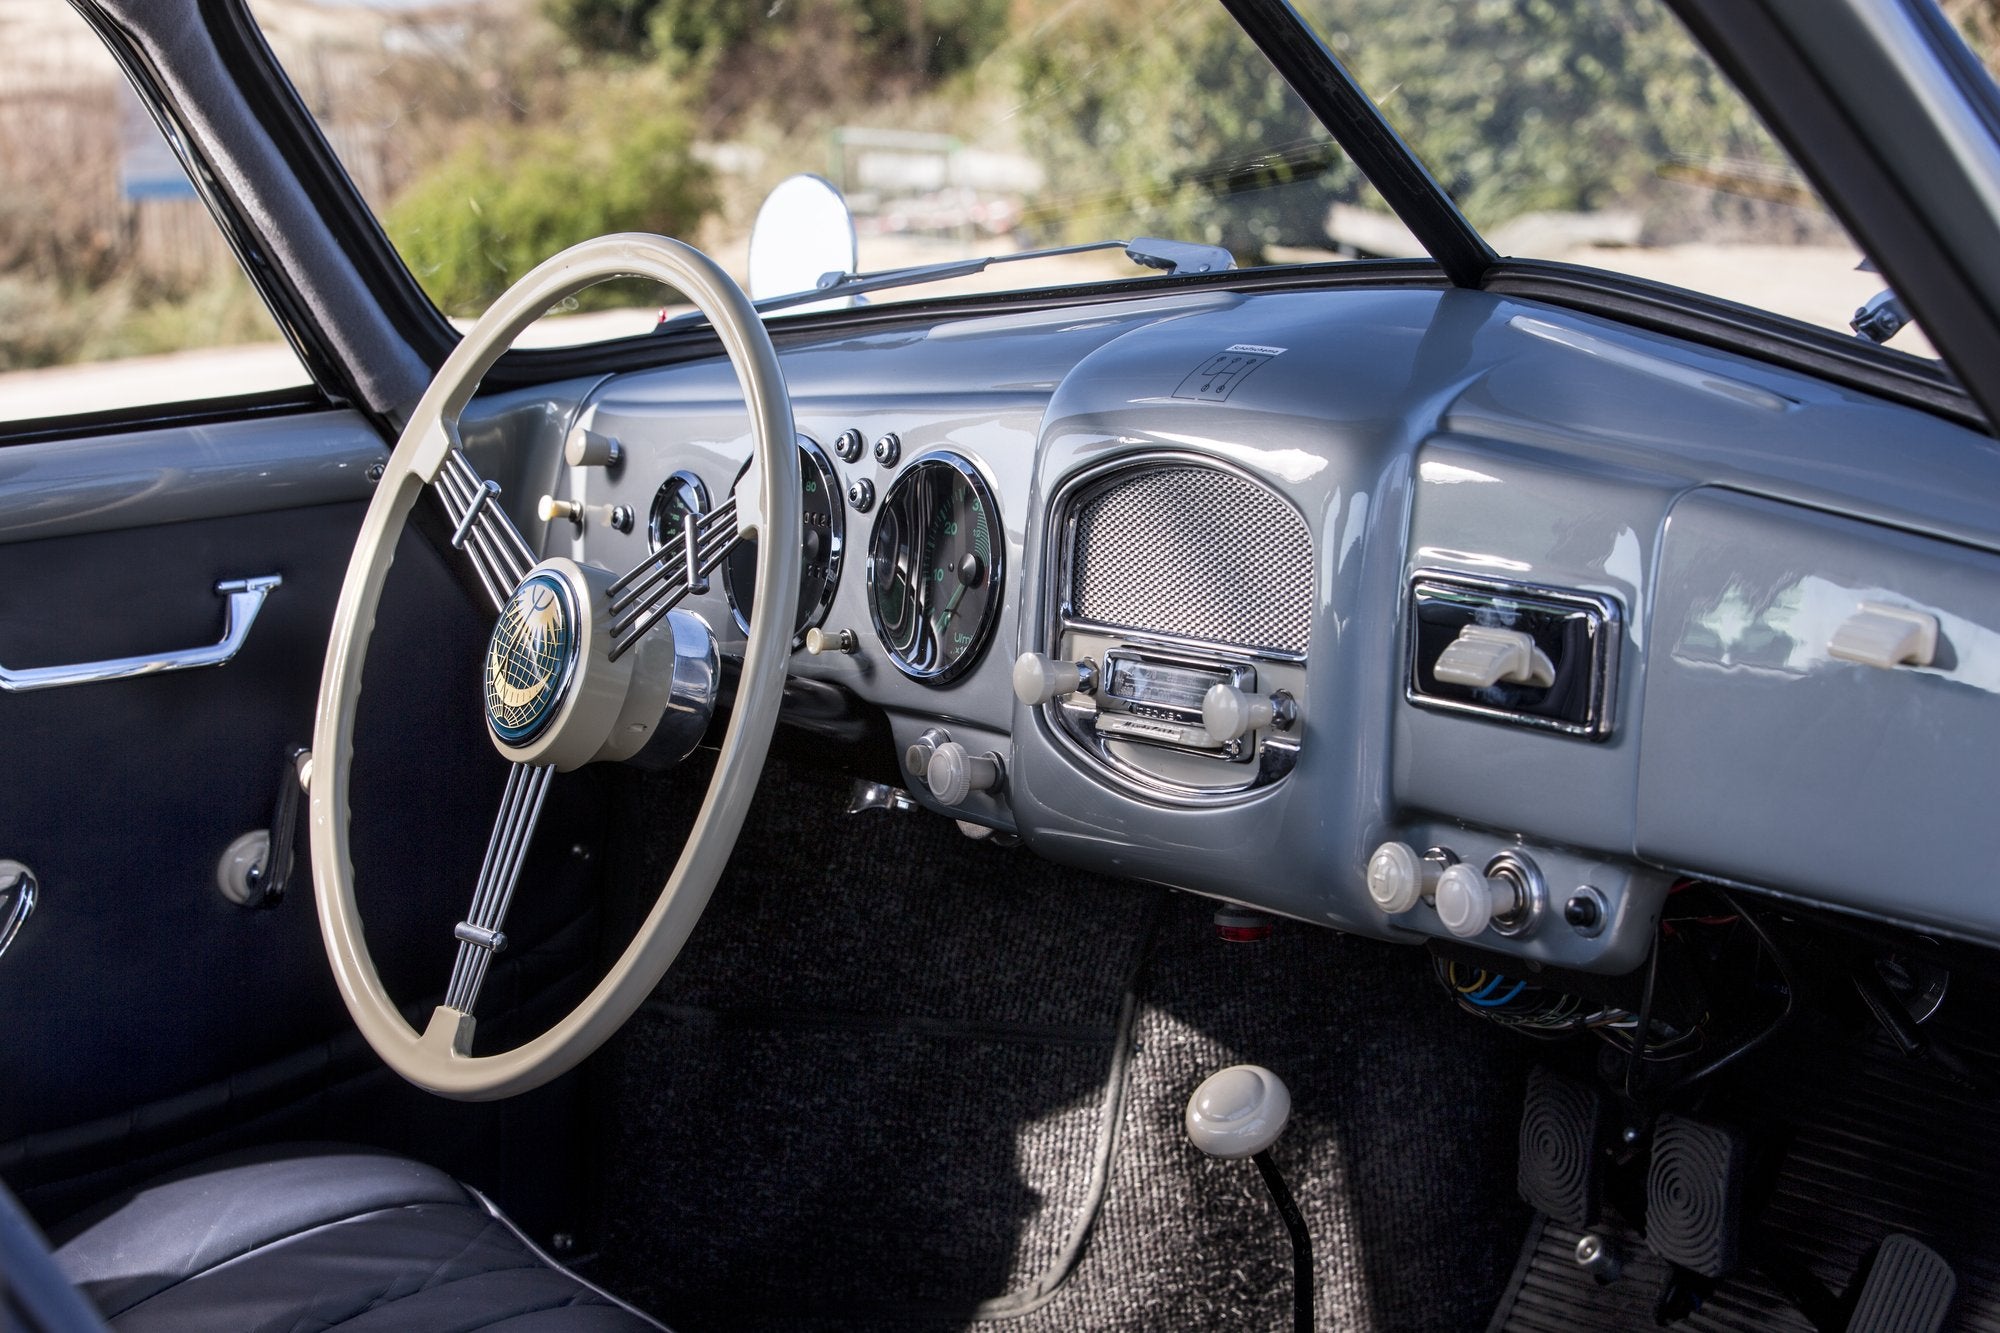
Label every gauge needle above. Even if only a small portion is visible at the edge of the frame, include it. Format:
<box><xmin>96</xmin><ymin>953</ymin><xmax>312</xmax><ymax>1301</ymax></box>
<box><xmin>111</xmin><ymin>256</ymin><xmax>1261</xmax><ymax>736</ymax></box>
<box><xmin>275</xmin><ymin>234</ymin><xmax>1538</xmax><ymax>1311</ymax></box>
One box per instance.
<box><xmin>933</xmin><ymin>552</ymin><xmax>984</xmax><ymax>633</ymax></box>
<box><xmin>934</xmin><ymin>580</ymin><xmax>968</xmax><ymax>630</ymax></box>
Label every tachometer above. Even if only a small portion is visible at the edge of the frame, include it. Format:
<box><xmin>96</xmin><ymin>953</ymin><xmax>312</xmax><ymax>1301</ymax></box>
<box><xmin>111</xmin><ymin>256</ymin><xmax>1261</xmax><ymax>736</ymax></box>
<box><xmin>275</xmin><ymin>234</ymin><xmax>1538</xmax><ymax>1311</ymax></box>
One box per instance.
<box><xmin>867</xmin><ymin>452</ymin><xmax>1004</xmax><ymax>685</ymax></box>
<box><xmin>722</xmin><ymin>434</ymin><xmax>844</xmax><ymax>643</ymax></box>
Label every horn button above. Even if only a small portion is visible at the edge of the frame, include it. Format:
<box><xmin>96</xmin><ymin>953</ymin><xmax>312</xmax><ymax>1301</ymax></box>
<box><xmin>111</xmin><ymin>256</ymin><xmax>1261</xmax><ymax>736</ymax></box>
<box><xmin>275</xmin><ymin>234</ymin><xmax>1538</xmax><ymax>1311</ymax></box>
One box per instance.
<box><xmin>483</xmin><ymin>558</ymin><xmax>712</xmax><ymax>771</ymax></box>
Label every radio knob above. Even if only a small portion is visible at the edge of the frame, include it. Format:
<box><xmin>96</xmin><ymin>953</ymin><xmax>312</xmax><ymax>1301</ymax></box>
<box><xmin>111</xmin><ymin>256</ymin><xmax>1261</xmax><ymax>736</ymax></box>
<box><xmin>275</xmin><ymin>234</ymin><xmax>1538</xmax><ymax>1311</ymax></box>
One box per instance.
<box><xmin>564</xmin><ymin>425</ymin><xmax>622</xmax><ymax>468</ymax></box>
<box><xmin>1202</xmin><ymin>684</ymin><xmax>1296</xmax><ymax>742</ymax></box>
<box><xmin>1434</xmin><ymin>864</ymin><xmax>1521</xmax><ymax>938</ymax></box>
<box><xmin>1013</xmin><ymin>653</ymin><xmax>1096</xmax><ymax>706</ymax></box>
<box><xmin>925</xmin><ymin>741</ymin><xmax>1002</xmax><ymax>805</ymax></box>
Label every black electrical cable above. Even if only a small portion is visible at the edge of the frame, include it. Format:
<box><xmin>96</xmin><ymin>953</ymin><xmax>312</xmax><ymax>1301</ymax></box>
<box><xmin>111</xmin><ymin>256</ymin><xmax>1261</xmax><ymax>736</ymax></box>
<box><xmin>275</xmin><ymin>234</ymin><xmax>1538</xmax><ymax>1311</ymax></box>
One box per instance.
<box><xmin>1252</xmin><ymin>1149</ymin><xmax>1315</xmax><ymax>1333</ymax></box>
<box><xmin>1665</xmin><ymin>889</ymin><xmax>1795</xmax><ymax>1092</ymax></box>
<box><xmin>1624</xmin><ymin>931</ymin><xmax>1663</xmax><ymax>1099</ymax></box>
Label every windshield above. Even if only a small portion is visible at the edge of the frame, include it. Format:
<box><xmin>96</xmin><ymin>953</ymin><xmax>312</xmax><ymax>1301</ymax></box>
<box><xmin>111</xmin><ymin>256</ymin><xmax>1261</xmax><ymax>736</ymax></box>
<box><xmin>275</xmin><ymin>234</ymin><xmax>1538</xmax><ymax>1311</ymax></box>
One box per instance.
<box><xmin>1294</xmin><ymin>0</ymin><xmax>1952</xmax><ymax>358</ymax></box>
<box><xmin>250</xmin><ymin>0</ymin><xmax>1405</xmax><ymax>344</ymax></box>
<box><xmin>251</xmin><ymin>0</ymin><xmax>1984</xmax><ymax>359</ymax></box>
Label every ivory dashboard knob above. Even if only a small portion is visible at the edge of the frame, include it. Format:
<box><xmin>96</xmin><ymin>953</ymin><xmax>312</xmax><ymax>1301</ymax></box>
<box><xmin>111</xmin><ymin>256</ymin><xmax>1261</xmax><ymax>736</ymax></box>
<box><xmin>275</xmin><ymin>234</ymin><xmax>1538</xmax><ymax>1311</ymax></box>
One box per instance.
<box><xmin>1184</xmin><ymin>1064</ymin><xmax>1292</xmax><ymax>1159</ymax></box>
<box><xmin>1435</xmin><ymin>863</ymin><xmax>1516</xmax><ymax>938</ymax></box>
<box><xmin>538</xmin><ymin>495</ymin><xmax>583</xmax><ymax>526</ymax></box>
<box><xmin>805</xmin><ymin>627</ymin><xmax>858</xmax><ymax>655</ymax></box>
<box><xmin>925</xmin><ymin>741</ymin><xmax>1002</xmax><ymax>805</ymax></box>
<box><xmin>1365</xmin><ymin>841</ymin><xmax>1424</xmax><ymax>915</ymax></box>
<box><xmin>1012</xmin><ymin>652</ymin><xmax>1094</xmax><ymax>706</ymax></box>
<box><xmin>564</xmin><ymin>425</ymin><xmax>622</xmax><ymax>468</ymax></box>
<box><xmin>1203</xmin><ymin>684</ymin><xmax>1296</xmax><ymax>742</ymax></box>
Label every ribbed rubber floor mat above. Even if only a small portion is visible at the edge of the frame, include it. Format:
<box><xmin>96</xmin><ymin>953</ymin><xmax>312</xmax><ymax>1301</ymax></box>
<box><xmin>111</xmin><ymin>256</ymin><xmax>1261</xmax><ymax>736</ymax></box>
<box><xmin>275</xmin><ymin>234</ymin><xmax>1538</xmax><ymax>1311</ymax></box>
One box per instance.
<box><xmin>1494</xmin><ymin>1028</ymin><xmax>1998</xmax><ymax>1332</ymax></box>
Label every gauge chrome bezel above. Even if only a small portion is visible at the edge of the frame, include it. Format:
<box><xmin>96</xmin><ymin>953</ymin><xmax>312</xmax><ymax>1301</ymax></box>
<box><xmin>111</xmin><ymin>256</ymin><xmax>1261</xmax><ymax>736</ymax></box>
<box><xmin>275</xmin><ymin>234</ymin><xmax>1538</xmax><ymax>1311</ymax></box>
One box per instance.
<box><xmin>721</xmin><ymin>433</ymin><xmax>845</xmax><ymax>647</ymax></box>
<box><xmin>866</xmin><ymin>449</ymin><xmax>1006</xmax><ymax>688</ymax></box>
<box><xmin>646</xmin><ymin>470</ymin><xmax>710</xmax><ymax>555</ymax></box>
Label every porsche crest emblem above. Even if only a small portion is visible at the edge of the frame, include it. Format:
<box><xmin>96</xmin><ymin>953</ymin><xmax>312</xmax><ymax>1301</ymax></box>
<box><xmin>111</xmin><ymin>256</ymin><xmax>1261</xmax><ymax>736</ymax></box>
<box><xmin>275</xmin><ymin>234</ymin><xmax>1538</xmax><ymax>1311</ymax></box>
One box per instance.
<box><xmin>483</xmin><ymin>572</ymin><xmax>578</xmax><ymax>745</ymax></box>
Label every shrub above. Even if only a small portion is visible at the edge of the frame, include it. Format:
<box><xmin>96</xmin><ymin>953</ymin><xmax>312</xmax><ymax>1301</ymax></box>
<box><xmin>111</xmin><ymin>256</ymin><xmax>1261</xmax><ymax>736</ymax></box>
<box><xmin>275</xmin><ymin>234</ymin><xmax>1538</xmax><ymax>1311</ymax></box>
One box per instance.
<box><xmin>385</xmin><ymin>87</ymin><xmax>715</xmax><ymax>317</ymax></box>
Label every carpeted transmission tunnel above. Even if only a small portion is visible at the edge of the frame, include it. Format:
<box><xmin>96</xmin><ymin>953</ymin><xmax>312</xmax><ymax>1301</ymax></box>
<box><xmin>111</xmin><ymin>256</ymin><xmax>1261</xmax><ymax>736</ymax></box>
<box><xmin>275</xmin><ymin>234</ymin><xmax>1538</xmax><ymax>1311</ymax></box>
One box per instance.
<box><xmin>585</xmin><ymin>758</ymin><xmax>1526</xmax><ymax>1330</ymax></box>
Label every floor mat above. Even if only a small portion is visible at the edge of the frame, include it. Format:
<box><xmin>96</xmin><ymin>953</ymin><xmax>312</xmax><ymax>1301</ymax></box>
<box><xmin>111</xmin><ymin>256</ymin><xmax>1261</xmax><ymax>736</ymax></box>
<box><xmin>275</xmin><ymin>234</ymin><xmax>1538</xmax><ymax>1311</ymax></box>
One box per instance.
<box><xmin>586</xmin><ymin>759</ymin><xmax>1529</xmax><ymax>1330</ymax></box>
<box><xmin>587</xmin><ymin>759</ymin><xmax>1157</xmax><ymax>1324</ymax></box>
<box><xmin>1494</xmin><ymin>1017</ymin><xmax>2000</xmax><ymax>1332</ymax></box>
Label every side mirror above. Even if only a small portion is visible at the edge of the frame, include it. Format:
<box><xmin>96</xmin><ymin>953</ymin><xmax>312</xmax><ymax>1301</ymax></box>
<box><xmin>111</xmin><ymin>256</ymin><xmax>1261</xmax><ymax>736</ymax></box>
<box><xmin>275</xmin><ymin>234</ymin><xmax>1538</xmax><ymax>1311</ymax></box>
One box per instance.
<box><xmin>747</xmin><ymin>174</ymin><xmax>859</xmax><ymax>307</ymax></box>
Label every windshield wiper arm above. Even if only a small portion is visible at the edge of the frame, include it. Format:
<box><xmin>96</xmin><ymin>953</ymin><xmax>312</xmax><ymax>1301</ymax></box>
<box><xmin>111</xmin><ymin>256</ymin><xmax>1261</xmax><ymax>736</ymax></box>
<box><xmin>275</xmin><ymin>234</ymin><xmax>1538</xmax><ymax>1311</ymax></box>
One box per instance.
<box><xmin>657</xmin><ymin>237</ymin><xmax>1233</xmax><ymax>333</ymax></box>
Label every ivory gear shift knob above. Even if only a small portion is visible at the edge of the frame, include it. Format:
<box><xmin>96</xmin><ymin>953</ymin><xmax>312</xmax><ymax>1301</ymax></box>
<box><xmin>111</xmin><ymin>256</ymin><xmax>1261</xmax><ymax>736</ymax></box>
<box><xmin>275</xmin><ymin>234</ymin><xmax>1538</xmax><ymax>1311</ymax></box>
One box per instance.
<box><xmin>1184</xmin><ymin>1064</ymin><xmax>1293</xmax><ymax>1159</ymax></box>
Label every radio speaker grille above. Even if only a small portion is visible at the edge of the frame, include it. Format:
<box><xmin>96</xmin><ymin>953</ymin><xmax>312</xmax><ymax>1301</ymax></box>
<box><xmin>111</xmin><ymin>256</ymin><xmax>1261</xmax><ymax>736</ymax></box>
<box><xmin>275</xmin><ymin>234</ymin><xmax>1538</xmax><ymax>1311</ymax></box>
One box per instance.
<box><xmin>1067</xmin><ymin>464</ymin><xmax>1312</xmax><ymax>654</ymax></box>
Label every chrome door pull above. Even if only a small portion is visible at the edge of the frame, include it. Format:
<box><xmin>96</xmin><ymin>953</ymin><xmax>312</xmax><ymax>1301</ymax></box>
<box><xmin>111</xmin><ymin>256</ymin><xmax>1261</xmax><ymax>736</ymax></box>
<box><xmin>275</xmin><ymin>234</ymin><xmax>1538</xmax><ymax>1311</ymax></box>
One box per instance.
<box><xmin>0</xmin><ymin>575</ymin><xmax>279</xmax><ymax>693</ymax></box>
<box><xmin>0</xmin><ymin>861</ymin><xmax>35</xmax><ymax>962</ymax></box>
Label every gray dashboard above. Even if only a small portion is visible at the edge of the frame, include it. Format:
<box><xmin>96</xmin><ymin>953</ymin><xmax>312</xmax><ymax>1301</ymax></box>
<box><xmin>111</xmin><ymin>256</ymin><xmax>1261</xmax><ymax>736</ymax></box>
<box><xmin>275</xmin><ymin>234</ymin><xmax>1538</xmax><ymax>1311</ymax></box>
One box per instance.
<box><xmin>482</xmin><ymin>280</ymin><xmax>2000</xmax><ymax>976</ymax></box>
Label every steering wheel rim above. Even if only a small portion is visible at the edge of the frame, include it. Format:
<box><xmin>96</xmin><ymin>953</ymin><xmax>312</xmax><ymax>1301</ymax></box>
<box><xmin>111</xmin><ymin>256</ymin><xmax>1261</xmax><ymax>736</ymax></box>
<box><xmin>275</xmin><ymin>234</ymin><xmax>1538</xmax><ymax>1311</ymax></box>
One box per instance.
<box><xmin>309</xmin><ymin>233</ymin><xmax>801</xmax><ymax>1101</ymax></box>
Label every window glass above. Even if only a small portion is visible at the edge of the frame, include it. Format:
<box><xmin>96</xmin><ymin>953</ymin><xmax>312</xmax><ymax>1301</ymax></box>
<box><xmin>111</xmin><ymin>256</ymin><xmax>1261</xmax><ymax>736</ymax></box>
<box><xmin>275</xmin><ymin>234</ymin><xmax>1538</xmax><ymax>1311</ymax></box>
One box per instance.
<box><xmin>0</xmin><ymin>3</ymin><xmax>309</xmax><ymax>424</ymax></box>
<box><xmin>1297</xmin><ymin>0</ymin><xmax>1944</xmax><ymax>357</ymax></box>
<box><xmin>250</xmin><ymin>0</ymin><xmax>1412</xmax><ymax>346</ymax></box>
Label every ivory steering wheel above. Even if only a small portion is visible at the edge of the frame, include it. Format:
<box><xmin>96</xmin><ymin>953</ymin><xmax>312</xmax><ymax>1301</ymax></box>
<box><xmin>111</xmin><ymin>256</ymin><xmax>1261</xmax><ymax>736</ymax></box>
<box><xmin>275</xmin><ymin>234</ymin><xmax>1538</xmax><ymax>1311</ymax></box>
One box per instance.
<box><xmin>310</xmin><ymin>234</ymin><xmax>801</xmax><ymax>1100</ymax></box>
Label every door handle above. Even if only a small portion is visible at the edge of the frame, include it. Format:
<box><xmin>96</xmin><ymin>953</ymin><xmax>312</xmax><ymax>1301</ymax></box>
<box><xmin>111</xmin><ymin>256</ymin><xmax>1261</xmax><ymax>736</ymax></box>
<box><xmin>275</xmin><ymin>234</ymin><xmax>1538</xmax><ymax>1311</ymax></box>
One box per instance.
<box><xmin>0</xmin><ymin>575</ymin><xmax>280</xmax><ymax>693</ymax></box>
<box><xmin>0</xmin><ymin>861</ymin><xmax>35</xmax><ymax>963</ymax></box>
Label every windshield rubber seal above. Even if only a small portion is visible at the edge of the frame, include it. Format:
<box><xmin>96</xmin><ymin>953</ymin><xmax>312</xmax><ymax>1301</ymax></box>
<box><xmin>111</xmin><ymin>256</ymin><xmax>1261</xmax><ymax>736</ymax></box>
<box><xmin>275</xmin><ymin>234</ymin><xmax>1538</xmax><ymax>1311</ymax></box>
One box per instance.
<box><xmin>1220</xmin><ymin>0</ymin><xmax>1495</xmax><ymax>288</ymax></box>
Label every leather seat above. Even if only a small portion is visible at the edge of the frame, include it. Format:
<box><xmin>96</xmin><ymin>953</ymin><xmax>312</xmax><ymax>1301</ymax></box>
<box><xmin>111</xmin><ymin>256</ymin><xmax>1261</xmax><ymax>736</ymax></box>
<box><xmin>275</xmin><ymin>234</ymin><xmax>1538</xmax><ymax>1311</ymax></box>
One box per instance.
<box><xmin>48</xmin><ymin>1145</ymin><xmax>665</xmax><ymax>1331</ymax></box>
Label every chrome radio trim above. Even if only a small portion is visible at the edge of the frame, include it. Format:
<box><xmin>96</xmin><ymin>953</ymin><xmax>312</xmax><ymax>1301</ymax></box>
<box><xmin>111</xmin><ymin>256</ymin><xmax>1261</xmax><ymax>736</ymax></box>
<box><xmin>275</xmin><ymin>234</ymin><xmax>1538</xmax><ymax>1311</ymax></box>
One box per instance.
<box><xmin>1031</xmin><ymin>451</ymin><xmax>1311</xmax><ymax>805</ymax></box>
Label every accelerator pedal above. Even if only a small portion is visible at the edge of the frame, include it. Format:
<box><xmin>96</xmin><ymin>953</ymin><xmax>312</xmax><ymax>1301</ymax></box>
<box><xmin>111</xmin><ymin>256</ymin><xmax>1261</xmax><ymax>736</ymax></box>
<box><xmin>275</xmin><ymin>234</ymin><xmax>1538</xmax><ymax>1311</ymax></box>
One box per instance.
<box><xmin>1518</xmin><ymin>1065</ymin><xmax>1607</xmax><ymax>1228</ymax></box>
<box><xmin>1847</xmin><ymin>1234</ymin><xmax>1955</xmax><ymax>1333</ymax></box>
<box><xmin>1646</xmin><ymin>1113</ymin><xmax>1748</xmax><ymax>1277</ymax></box>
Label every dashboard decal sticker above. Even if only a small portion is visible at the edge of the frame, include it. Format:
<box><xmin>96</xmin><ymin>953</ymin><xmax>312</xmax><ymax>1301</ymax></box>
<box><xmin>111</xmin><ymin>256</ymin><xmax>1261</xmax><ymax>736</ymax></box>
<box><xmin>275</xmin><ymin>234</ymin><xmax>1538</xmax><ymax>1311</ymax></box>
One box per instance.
<box><xmin>1174</xmin><ymin>344</ymin><xmax>1286</xmax><ymax>401</ymax></box>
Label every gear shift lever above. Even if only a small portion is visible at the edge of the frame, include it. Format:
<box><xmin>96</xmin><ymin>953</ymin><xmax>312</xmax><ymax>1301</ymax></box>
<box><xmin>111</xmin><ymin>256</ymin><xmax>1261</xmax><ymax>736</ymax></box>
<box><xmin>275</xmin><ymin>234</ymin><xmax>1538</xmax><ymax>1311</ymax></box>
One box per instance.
<box><xmin>1185</xmin><ymin>1065</ymin><xmax>1314</xmax><ymax>1332</ymax></box>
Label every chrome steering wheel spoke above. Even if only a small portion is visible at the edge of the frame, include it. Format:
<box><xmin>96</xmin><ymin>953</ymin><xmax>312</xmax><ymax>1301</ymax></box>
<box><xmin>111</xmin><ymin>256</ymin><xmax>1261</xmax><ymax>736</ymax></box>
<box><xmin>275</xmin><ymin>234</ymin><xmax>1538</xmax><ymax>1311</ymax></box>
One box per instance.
<box><xmin>434</xmin><ymin>449</ymin><xmax>536</xmax><ymax>612</ymax></box>
<box><xmin>443</xmin><ymin>761</ymin><xmax>555</xmax><ymax>1018</ymax></box>
<box><xmin>605</xmin><ymin>495</ymin><xmax>741</xmax><ymax>660</ymax></box>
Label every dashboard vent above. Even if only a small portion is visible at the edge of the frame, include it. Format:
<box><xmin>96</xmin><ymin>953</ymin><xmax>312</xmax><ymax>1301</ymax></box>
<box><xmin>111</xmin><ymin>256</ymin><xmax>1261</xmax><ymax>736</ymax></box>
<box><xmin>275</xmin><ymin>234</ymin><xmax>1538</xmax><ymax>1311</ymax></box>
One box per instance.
<box><xmin>1067</xmin><ymin>464</ymin><xmax>1312</xmax><ymax>655</ymax></box>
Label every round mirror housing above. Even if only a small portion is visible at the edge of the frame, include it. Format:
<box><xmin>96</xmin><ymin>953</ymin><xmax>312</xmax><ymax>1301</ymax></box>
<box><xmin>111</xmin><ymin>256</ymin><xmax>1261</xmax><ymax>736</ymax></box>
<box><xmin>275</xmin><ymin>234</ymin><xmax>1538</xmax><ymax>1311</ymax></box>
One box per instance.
<box><xmin>747</xmin><ymin>174</ymin><xmax>859</xmax><ymax>308</ymax></box>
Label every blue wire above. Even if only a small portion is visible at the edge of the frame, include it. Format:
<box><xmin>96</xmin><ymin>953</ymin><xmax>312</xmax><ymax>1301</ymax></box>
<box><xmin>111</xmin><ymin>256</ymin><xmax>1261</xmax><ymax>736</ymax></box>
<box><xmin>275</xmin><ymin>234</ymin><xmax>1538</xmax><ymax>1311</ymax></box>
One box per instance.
<box><xmin>1468</xmin><ymin>974</ymin><xmax>1506</xmax><ymax>1001</ymax></box>
<box><xmin>1471</xmin><ymin>980</ymin><xmax>1527</xmax><ymax>1008</ymax></box>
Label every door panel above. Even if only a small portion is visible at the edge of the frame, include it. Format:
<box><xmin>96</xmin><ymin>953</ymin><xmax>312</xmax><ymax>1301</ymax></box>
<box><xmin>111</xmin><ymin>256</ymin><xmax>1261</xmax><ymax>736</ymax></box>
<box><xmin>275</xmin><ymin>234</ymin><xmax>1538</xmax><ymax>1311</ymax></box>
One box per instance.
<box><xmin>0</xmin><ymin>410</ymin><xmax>606</xmax><ymax>1233</ymax></box>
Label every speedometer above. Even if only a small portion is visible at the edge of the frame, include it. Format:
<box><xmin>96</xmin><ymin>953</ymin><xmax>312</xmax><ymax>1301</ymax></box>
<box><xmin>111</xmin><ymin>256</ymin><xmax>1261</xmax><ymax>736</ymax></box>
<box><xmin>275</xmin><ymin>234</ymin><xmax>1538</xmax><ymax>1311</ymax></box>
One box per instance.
<box><xmin>867</xmin><ymin>452</ymin><xmax>1004</xmax><ymax>685</ymax></box>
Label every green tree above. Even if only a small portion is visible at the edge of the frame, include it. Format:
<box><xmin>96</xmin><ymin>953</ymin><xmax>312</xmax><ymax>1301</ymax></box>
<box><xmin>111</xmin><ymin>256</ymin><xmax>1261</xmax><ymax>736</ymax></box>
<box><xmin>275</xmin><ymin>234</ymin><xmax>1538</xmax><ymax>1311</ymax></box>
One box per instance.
<box><xmin>1011</xmin><ymin>0</ymin><xmax>1790</xmax><ymax>261</ymax></box>
<box><xmin>386</xmin><ymin>90</ymin><xmax>714</xmax><ymax>317</ymax></box>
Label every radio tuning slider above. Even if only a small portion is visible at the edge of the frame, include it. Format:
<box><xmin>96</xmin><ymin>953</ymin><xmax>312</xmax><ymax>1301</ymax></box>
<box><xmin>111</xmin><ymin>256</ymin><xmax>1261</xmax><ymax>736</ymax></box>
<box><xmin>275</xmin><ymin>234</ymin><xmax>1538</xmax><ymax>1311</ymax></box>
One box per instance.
<box><xmin>1201</xmin><ymin>684</ymin><xmax>1298</xmax><ymax>743</ymax></box>
<box><xmin>1012</xmin><ymin>652</ymin><xmax>1097</xmax><ymax>706</ymax></box>
<box><xmin>564</xmin><ymin>425</ymin><xmax>622</xmax><ymax>468</ymax></box>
